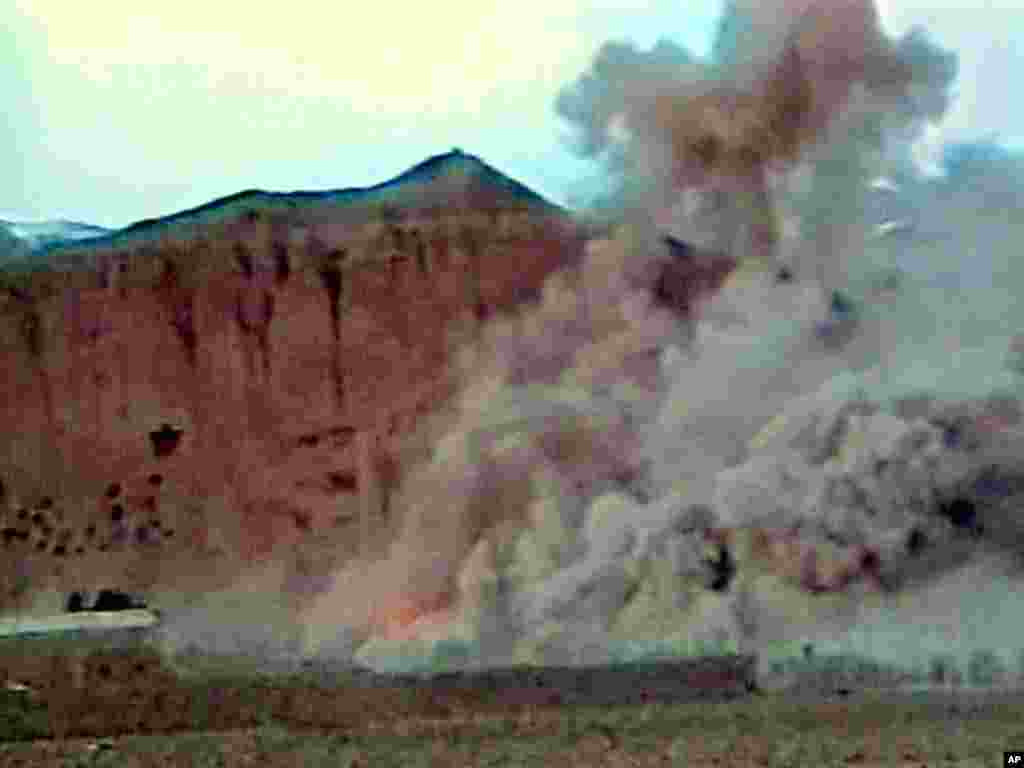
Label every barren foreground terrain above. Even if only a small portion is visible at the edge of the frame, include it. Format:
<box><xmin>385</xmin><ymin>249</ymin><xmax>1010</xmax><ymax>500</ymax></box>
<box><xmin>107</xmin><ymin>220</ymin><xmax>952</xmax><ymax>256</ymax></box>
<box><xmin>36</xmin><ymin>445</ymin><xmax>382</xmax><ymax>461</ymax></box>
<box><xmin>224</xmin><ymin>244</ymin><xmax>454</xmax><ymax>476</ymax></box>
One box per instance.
<box><xmin>0</xmin><ymin>632</ymin><xmax>1021</xmax><ymax>767</ymax></box>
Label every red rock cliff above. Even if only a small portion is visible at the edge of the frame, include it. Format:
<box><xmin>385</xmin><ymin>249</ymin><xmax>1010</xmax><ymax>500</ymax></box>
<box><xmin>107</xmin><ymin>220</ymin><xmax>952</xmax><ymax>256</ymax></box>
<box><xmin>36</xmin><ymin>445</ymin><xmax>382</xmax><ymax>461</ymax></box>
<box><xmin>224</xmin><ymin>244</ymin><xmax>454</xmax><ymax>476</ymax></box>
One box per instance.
<box><xmin>0</xmin><ymin>152</ymin><xmax>591</xmax><ymax>609</ymax></box>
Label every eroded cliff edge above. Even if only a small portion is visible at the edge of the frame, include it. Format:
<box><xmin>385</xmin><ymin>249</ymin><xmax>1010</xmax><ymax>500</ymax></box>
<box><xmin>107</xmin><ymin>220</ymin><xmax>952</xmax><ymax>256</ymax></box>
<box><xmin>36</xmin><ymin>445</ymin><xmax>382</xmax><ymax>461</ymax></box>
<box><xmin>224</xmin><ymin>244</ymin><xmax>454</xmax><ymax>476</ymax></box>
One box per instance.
<box><xmin>0</xmin><ymin>151</ymin><xmax>591</xmax><ymax>611</ymax></box>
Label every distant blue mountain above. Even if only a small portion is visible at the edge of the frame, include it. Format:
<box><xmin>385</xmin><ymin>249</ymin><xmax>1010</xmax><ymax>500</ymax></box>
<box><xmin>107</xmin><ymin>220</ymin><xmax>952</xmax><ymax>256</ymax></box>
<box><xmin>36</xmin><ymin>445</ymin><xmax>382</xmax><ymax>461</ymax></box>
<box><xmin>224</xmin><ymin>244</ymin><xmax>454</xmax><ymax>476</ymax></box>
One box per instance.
<box><xmin>0</xmin><ymin>218</ymin><xmax>111</xmax><ymax>252</ymax></box>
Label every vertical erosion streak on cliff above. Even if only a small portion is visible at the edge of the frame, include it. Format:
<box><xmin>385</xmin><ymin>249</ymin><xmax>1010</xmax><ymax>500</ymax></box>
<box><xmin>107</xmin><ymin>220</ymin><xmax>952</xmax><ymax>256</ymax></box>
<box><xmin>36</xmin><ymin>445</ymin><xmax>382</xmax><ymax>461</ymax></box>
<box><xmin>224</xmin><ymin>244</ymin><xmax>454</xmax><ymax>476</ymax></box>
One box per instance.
<box><xmin>415</xmin><ymin>233</ymin><xmax>430</xmax><ymax>277</ymax></box>
<box><xmin>233</xmin><ymin>241</ymin><xmax>255</xmax><ymax>280</ymax></box>
<box><xmin>233</xmin><ymin>265</ymin><xmax>277</xmax><ymax>384</ymax></box>
<box><xmin>23</xmin><ymin>305</ymin><xmax>53</xmax><ymax>430</ymax></box>
<box><xmin>159</xmin><ymin>258</ymin><xmax>199</xmax><ymax>368</ymax></box>
<box><xmin>258</xmin><ymin>289</ymin><xmax>275</xmax><ymax>379</ymax></box>
<box><xmin>172</xmin><ymin>298</ymin><xmax>198</xmax><ymax>369</ymax></box>
<box><xmin>271</xmin><ymin>240</ymin><xmax>291</xmax><ymax>285</ymax></box>
<box><xmin>458</xmin><ymin>224</ymin><xmax>486</xmax><ymax>328</ymax></box>
<box><xmin>314</xmin><ymin>241</ymin><xmax>348</xmax><ymax>410</ymax></box>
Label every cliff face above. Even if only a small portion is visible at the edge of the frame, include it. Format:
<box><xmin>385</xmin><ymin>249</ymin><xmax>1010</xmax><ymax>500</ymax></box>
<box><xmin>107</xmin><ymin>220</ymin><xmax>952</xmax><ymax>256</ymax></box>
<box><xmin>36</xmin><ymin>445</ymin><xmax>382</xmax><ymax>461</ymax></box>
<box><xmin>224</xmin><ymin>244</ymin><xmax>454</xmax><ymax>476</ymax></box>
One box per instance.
<box><xmin>0</xmin><ymin>151</ymin><xmax>592</xmax><ymax>610</ymax></box>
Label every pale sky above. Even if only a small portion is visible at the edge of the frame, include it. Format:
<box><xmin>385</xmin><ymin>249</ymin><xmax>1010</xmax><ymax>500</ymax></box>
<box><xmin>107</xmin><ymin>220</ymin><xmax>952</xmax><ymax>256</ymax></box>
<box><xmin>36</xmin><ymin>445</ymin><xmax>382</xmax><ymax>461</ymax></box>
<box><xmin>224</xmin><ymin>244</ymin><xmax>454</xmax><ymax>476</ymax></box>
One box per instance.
<box><xmin>5</xmin><ymin>0</ymin><xmax>1022</xmax><ymax>229</ymax></box>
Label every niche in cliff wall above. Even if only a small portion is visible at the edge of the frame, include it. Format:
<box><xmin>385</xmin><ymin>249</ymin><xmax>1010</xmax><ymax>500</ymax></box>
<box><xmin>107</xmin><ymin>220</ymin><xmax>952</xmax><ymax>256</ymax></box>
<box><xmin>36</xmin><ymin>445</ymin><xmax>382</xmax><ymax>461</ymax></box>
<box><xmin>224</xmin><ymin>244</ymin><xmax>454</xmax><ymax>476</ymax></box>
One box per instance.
<box><xmin>149</xmin><ymin>423</ymin><xmax>183</xmax><ymax>459</ymax></box>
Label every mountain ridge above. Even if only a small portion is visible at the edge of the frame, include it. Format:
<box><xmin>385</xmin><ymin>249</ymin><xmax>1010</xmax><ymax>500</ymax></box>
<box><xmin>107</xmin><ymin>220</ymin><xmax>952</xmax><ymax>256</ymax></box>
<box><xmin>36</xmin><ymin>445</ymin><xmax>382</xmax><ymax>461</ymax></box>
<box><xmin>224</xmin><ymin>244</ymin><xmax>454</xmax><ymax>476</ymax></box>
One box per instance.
<box><xmin>34</xmin><ymin>149</ymin><xmax>566</xmax><ymax>259</ymax></box>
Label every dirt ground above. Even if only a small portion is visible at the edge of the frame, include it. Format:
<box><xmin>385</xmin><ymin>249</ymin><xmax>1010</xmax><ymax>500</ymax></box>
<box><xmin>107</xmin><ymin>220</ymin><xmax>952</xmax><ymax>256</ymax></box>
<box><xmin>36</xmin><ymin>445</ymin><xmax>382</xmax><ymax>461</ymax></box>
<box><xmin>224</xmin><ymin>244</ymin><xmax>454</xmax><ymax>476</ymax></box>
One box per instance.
<box><xmin>0</xmin><ymin>642</ymin><xmax>1022</xmax><ymax>766</ymax></box>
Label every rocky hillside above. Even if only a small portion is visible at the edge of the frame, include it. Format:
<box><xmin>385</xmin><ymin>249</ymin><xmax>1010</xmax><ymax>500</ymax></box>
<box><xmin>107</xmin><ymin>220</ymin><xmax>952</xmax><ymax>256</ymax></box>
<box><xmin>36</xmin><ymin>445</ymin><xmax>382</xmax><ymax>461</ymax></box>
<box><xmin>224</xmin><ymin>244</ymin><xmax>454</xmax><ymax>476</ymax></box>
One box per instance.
<box><xmin>0</xmin><ymin>150</ymin><xmax>603</xmax><ymax>613</ymax></box>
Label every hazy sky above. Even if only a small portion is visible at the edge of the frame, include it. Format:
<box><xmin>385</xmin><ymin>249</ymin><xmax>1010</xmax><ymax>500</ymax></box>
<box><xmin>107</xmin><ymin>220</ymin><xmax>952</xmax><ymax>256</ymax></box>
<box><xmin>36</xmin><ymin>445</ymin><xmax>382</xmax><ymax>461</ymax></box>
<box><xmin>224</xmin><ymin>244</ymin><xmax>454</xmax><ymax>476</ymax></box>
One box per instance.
<box><xmin>5</xmin><ymin>1</ymin><xmax>1022</xmax><ymax>229</ymax></box>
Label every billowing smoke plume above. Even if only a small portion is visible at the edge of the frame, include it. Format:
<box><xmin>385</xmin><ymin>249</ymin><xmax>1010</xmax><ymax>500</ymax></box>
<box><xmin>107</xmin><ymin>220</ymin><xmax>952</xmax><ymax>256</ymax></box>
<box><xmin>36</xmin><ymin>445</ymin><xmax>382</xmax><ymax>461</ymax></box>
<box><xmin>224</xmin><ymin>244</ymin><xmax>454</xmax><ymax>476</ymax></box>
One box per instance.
<box><xmin>554</xmin><ymin>38</ymin><xmax>710</xmax><ymax>214</ymax></box>
<box><xmin>557</xmin><ymin>0</ymin><xmax>958</xmax><ymax>283</ymax></box>
<box><xmin>159</xmin><ymin>1</ymin><xmax>1024</xmax><ymax>685</ymax></box>
<box><xmin>294</xmin><ymin>0</ymin><xmax>985</xmax><ymax>664</ymax></box>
